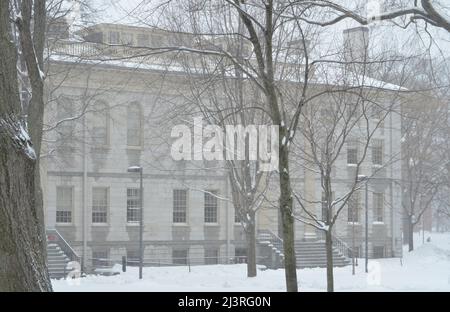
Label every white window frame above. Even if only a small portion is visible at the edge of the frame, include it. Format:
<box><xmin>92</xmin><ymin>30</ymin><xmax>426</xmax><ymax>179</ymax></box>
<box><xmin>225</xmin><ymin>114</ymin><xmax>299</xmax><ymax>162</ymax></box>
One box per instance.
<box><xmin>173</xmin><ymin>189</ymin><xmax>188</xmax><ymax>224</ymax></box>
<box><xmin>56</xmin><ymin>186</ymin><xmax>73</xmax><ymax>224</ymax></box>
<box><xmin>92</xmin><ymin>187</ymin><xmax>109</xmax><ymax>224</ymax></box>
<box><xmin>204</xmin><ymin>191</ymin><xmax>218</xmax><ymax>224</ymax></box>
<box><xmin>127</xmin><ymin>188</ymin><xmax>141</xmax><ymax>223</ymax></box>
<box><xmin>372</xmin><ymin>192</ymin><xmax>384</xmax><ymax>223</ymax></box>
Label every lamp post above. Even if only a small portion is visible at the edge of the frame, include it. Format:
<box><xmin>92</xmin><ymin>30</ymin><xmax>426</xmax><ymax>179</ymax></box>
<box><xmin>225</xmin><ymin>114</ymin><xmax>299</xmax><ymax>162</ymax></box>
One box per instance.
<box><xmin>365</xmin><ymin>178</ymin><xmax>368</xmax><ymax>273</ymax></box>
<box><xmin>357</xmin><ymin>175</ymin><xmax>369</xmax><ymax>273</ymax></box>
<box><xmin>128</xmin><ymin>166</ymin><xmax>143</xmax><ymax>279</ymax></box>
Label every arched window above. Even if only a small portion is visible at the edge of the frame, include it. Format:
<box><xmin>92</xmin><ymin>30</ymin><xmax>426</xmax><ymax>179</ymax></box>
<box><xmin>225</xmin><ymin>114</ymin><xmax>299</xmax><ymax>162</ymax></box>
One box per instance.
<box><xmin>56</xmin><ymin>97</ymin><xmax>75</xmax><ymax>152</ymax></box>
<box><xmin>92</xmin><ymin>101</ymin><xmax>109</xmax><ymax>146</ymax></box>
<box><xmin>127</xmin><ymin>102</ymin><xmax>142</xmax><ymax>147</ymax></box>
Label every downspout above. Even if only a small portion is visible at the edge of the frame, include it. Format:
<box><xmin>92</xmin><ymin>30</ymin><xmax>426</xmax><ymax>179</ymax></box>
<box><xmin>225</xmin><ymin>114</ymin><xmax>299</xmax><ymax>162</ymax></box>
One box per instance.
<box><xmin>390</xmin><ymin>105</ymin><xmax>395</xmax><ymax>257</ymax></box>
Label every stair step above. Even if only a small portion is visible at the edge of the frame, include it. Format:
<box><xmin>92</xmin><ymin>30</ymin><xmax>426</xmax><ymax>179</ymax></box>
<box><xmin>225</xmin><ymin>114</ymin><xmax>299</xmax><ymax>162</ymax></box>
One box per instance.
<box><xmin>258</xmin><ymin>233</ymin><xmax>351</xmax><ymax>269</ymax></box>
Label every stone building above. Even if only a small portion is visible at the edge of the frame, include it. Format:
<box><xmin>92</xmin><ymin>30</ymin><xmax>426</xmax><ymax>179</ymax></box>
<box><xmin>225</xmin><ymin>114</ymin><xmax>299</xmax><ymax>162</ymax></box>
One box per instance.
<box><xmin>42</xmin><ymin>23</ymin><xmax>403</xmax><ymax>271</ymax></box>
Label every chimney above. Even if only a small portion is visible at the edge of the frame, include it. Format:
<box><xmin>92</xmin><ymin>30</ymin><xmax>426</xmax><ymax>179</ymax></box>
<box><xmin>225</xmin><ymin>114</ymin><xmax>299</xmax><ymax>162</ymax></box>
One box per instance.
<box><xmin>343</xmin><ymin>27</ymin><xmax>369</xmax><ymax>63</ymax></box>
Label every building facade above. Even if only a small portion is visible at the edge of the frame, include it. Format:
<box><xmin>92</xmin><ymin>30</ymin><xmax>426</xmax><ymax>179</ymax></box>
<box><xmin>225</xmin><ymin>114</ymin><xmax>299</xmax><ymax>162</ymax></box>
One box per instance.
<box><xmin>43</xmin><ymin>23</ymin><xmax>403</xmax><ymax>270</ymax></box>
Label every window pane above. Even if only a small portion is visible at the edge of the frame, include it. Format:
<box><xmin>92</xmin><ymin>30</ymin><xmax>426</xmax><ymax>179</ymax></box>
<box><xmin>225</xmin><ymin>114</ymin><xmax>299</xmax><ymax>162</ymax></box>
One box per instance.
<box><xmin>348</xmin><ymin>192</ymin><xmax>360</xmax><ymax>222</ymax></box>
<box><xmin>372</xmin><ymin>139</ymin><xmax>383</xmax><ymax>165</ymax></box>
<box><xmin>234</xmin><ymin>209</ymin><xmax>240</xmax><ymax>223</ymax></box>
<box><xmin>347</xmin><ymin>141</ymin><xmax>358</xmax><ymax>164</ymax></box>
<box><xmin>109</xmin><ymin>31</ymin><xmax>120</xmax><ymax>44</ymax></box>
<box><xmin>373</xmin><ymin>192</ymin><xmax>384</xmax><ymax>222</ymax></box>
<box><xmin>234</xmin><ymin>248</ymin><xmax>247</xmax><ymax>263</ymax></box>
<box><xmin>127</xmin><ymin>188</ymin><xmax>141</xmax><ymax>222</ymax></box>
<box><xmin>92</xmin><ymin>103</ymin><xmax>109</xmax><ymax>146</ymax></box>
<box><xmin>204</xmin><ymin>191</ymin><xmax>218</xmax><ymax>223</ymax></box>
<box><xmin>373</xmin><ymin>246</ymin><xmax>385</xmax><ymax>258</ymax></box>
<box><xmin>137</xmin><ymin>33</ymin><xmax>149</xmax><ymax>46</ymax></box>
<box><xmin>92</xmin><ymin>187</ymin><xmax>108</xmax><ymax>223</ymax></box>
<box><xmin>121</xmin><ymin>33</ymin><xmax>134</xmax><ymax>45</ymax></box>
<box><xmin>205</xmin><ymin>249</ymin><xmax>219</xmax><ymax>265</ymax></box>
<box><xmin>57</xmin><ymin>98</ymin><xmax>75</xmax><ymax>153</ymax></box>
<box><xmin>127</xmin><ymin>249</ymin><xmax>140</xmax><ymax>266</ymax></box>
<box><xmin>127</xmin><ymin>104</ymin><xmax>142</xmax><ymax>146</ymax></box>
<box><xmin>92</xmin><ymin>250</ymin><xmax>109</xmax><ymax>267</ymax></box>
<box><xmin>56</xmin><ymin>187</ymin><xmax>72</xmax><ymax>223</ymax></box>
<box><xmin>173</xmin><ymin>190</ymin><xmax>187</xmax><ymax>223</ymax></box>
<box><xmin>172</xmin><ymin>249</ymin><xmax>188</xmax><ymax>265</ymax></box>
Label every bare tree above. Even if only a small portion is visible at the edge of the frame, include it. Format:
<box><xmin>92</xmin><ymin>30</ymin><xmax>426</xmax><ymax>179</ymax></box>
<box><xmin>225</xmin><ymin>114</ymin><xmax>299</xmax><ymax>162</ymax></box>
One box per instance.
<box><xmin>295</xmin><ymin>1</ymin><xmax>450</xmax><ymax>33</ymax></box>
<box><xmin>401</xmin><ymin>93</ymin><xmax>446</xmax><ymax>251</ymax></box>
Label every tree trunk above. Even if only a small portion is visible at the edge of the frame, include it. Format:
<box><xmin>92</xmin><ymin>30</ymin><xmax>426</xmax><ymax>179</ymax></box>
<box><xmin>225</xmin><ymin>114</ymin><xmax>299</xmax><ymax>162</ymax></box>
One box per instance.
<box><xmin>325</xmin><ymin>230</ymin><xmax>334</xmax><ymax>292</ymax></box>
<box><xmin>408</xmin><ymin>218</ymin><xmax>414</xmax><ymax>252</ymax></box>
<box><xmin>246</xmin><ymin>220</ymin><xmax>257</xmax><ymax>277</ymax></box>
<box><xmin>0</xmin><ymin>1</ymin><xmax>52</xmax><ymax>291</ymax></box>
<box><xmin>279</xmin><ymin>144</ymin><xmax>298</xmax><ymax>292</ymax></box>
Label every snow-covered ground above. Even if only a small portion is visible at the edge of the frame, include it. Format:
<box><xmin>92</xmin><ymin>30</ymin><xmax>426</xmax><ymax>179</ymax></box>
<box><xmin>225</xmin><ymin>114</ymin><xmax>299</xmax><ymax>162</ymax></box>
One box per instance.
<box><xmin>53</xmin><ymin>232</ymin><xmax>450</xmax><ymax>292</ymax></box>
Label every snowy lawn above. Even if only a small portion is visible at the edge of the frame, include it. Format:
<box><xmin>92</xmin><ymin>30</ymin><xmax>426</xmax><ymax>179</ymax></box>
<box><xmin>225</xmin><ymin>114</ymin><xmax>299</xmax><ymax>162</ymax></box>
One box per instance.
<box><xmin>53</xmin><ymin>232</ymin><xmax>450</xmax><ymax>292</ymax></box>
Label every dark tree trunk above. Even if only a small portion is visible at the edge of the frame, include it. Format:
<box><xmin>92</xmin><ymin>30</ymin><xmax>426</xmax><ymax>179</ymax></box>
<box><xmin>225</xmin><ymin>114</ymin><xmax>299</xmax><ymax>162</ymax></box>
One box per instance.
<box><xmin>408</xmin><ymin>218</ymin><xmax>414</xmax><ymax>252</ymax></box>
<box><xmin>279</xmin><ymin>143</ymin><xmax>298</xmax><ymax>292</ymax></box>
<box><xmin>325</xmin><ymin>230</ymin><xmax>334</xmax><ymax>292</ymax></box>
<box><xmin>246</xmin><ymin>220</ymin><xmax>257</xmax><ymax>277</ymax></box>
<box><xmin>0</xmin><ymin>0</ymin><xmax>52</xmax><ymax>292</ymax></box>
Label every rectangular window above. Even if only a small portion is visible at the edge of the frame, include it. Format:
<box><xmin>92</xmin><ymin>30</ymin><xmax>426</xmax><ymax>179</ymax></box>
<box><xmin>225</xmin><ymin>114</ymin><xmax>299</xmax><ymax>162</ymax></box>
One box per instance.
<box><xmin>347</xmin><ymin>192</ymin><xmax>360</xmax><ymax>222</ymax></box>
<box><xmin>372</xmin><ymin>105</ymin><xmax>385</xmax><ymax>131</ymax></box>
<box><xmin>172</xmin><ymin>249</ymin><xmax>188</xmax><ymax>265</ymax></box>
<box><xmin>234</xmin><ymin>247</ymin><xmax>247</xmax><ymax>264</ymax></box>
<box><xmin>205</xmin><ymin>249</ymin><xmax>219</xmax><ymax>265</ymax></box>
<box><xmin>204</xmin><ymin>191</ymin><xmax>218</xmax><ymax>223</ymax></box>
<box><xmin>92</xmin><ymin>250</ymin><xmax>109</xmax><ymax>267</ymax></box>
<box><xmin>92</xmin><ymin>187</ymin><xmax>108</xmax><ymax>223</ymax></box>
<box><xmin>126</xmin><ymin>249</ymin><xmax>140</xmax><ymax>266</ymax></box>
<box><xmin>92</xmin><ymin>103</ymin><xmax>109</xmax><ymax>146</ymax></box>
<box><xmin>346</xmin><ymin>103</ymin><xmax>360</xmax><ymax>120</ymax></box>
<box><xmin>137</xmin><ymin>33</ymin><xmax>149</xmax><ymax>46</ymax></box>
<box><xmin>57</xmin><ymin>98</ymin><xmax>75</xmax><ymax>153</ymax></box>
<box><xmin>121</xmin><ymin>32</ymin><xmax>134</xmax><ymax>45</ymax></box>
<box><xmin>349</xmin><ymin>246</ymin><xmax>360</xmax><ymax>258</ymax></box>
<box><xmin>372</xmin><ymin>139</ymin><xmax>383</xmax><ymax>165</ymax></box>
<box><xmin>234</xmin><ymin>209</ymin><xmax>240</xmax><ymax>223</ymax></box>
<box><xmin>373</xmin><ymin>192</ymin><xmax>384</xmax><ymax>222</ymax></box>
<box><xmin>347</xmin><ymin>140</ymin><xmax>358</xmax><ymax>164</ymax></box>
<box><xmin>173</xmin><ymin>189</ymin><xmax>187</xmax><ymax>223</ymax></box>
<box><xmin>56</xmin><ymin>186</ymin><xmax>73</xmax><ymax>223</ymax></box>
<box><xmin>127</xmin><ymin>188</ymin><xmax>141</xmax><ymax>223</ymax></box>
<box><xmin>109</xmin><ymin>31</ymin><xmax>120</xmax><ymax>44</ymax></box>
<box><xmin>127</xmin><ymin>104</ymin><xmax>142</xmax><ymax>147</ymax></box>
<box><xmin>373</xmin><ymin>246</ymin><xmax>385</xmax><ymax>258</ymax></box>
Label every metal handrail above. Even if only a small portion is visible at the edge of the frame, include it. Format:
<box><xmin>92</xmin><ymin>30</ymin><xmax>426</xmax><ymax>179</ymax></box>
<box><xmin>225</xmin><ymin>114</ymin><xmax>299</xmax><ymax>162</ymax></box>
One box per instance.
<box><xmin>316</xmin><ymin>229</ymin><xmax>353</xmax><ymax>258</ymax></box>
<box><xmin>257</xmin><ymin>229</ymin><xmax>285</xmax><ymax>258</ymax></box>
<box><xmin>46</xmin><ymin>228</ymin><xmax>80</xmax><ymax>263</ymax></box>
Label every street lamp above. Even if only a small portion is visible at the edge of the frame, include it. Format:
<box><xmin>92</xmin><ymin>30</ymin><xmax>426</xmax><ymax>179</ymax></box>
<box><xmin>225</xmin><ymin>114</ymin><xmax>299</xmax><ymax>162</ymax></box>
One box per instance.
<box><xmin>128</xmin><ymin>165</ymin><xmax>143</xmax><ymax>279</ymax></box>
<box><xmin>357</xmin><ymin>175</ymin><xmax>369</xmax><ymax>273</ymax></box>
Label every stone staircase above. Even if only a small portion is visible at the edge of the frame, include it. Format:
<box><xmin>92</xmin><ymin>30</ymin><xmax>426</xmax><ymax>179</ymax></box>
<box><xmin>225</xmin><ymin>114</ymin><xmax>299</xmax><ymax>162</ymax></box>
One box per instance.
<box><xmin>47</xmin><ymin>242</ymin><xmax>71</xmax><ymax>279</ymax></box>
<box><xmin>295</xmin><ymin>241</ymin><xmax>351</xmax><ymax>268</ymax></box>
<box><xmin>46</xmin><ymin>229</ymin><xmax>80</xmax><ymax>279</ymax></box>
<box><xmin>257</xmin><ymin>230</ymin><xmax>351</xmax><ymax>269</ymax></box>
